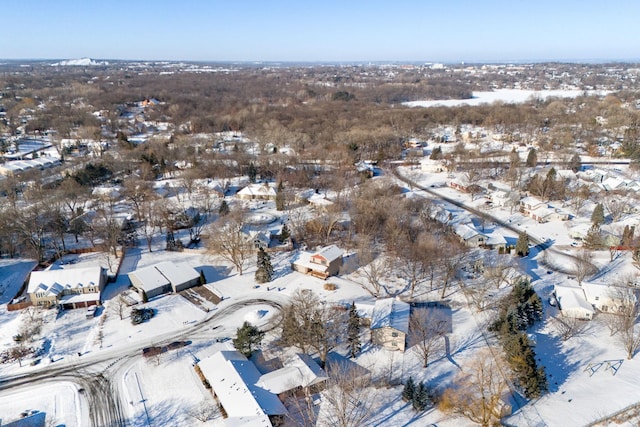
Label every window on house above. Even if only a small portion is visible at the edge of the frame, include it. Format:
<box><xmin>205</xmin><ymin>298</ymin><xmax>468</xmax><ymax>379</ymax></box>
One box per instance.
<box><xmin>391</xmin><ymin>332</ymin><xmax>398</xmax><ymax>337</ymax></box>
<box><xmin>392</xmin><ymin>341</ymin><xmax>397</xmax><ymax>346</ymax></box>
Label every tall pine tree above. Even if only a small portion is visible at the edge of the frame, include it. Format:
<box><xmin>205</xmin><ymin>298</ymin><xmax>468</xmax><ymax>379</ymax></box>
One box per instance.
<box><xmin>347</xmin><ymin>302</ymin><xmax>361</xmax><ymax>358</ymax></box>
<box><xmin>233</xmin><ymin>321</ymin><xmax>265</xmax><ymax>357</ymax></box>
<box><xmin>402</xmin><ymin>376</ymin><xmax>415</xmax><ymax>402</ymax></box>
<box><xmin>255</xmin><ymin>247</ymin><xmax>273</xmax><ymax>283</ymax></box>
<box><xmin>412</xmin><ymin>382</ymin><xmax>430</xmax><ymax>411</ymax></box>
<box><xmin>515</xmin><ymin>232</ymin><xmax>530</xmax><ymax>257</ymax></box>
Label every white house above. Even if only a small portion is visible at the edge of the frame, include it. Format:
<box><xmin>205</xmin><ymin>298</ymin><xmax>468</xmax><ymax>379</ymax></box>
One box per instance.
<box><xmin>237</xmin><ymin>183</ymin><xmax>277</xmax><ymax>200</ymax></box>
<box><xmin>370</xmin><ymin>298</ymin><xmax>411</xmax><ymax>351</ymax></box>
<box><xmin>128</xmin><ymin>261</ymin><xmax>200</xmax><ymax>299</ymax></box>
<box><xmin>582</xmin><ymin>282</ymin><xmax>638</xmax><ymax>313</ymax></box>
<box><xmin>554</xmin><ymin>285</ymin><xmax>595</xmax><ymax>320</ymax></box>
<box><xmin>454</xmin><ymin>223</ymin><xmax>488</xmax><ymax>247</ymax></box>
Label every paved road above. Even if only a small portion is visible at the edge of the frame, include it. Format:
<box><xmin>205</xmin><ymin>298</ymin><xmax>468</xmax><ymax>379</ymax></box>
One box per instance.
<box><xmin>0</xmin><ymin>297</ymin><xmax>284</xmax><ymax>427</ymax></box>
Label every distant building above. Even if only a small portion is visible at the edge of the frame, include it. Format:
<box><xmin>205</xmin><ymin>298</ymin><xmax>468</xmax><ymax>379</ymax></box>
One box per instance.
<box><xmin>582</xmin><ymin>282</ymin><xmax>638</xmax><ymax>313</ymax></box>
<box><xmin>237</xmin><ymin>183</ymin><xmax>277</xmax><ymax>200</ymax></box>
<box><xmin>128</xmin><ymin>261</ymin><xmax>200</xmax><ymax>300</ymax></box>
<box><xmin>291</xmin><ymin>245</ymin><xmax>344</xmax><ymax>280</ymax></box>
<box><xmin>370</xmin><ymin>298</ymin><xmax>410</xmax><ymax>351</ymax></box>
<box><xmin>28</xmin><ymin>266</ymin><xmax>106</xmax><ymax>309</ymax></box>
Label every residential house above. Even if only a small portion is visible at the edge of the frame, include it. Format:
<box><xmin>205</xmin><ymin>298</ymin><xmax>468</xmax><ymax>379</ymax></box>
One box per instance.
<box><xmin>237</xmin><ymin>183</ymin><xmax>277</xmax><ymax>200</ymax></box>
<box><xmin>198</xmin><ymin>350</ymin><xmax>287</xmax><ymax>427</ymax></box>
<box><xmin>454</xmin><ymin>223</ymin><xmax>488</xmax><ymax>248</ymax></box>
<box><xmin>28</xmin><ymin>266</ymin><xmax>106</xmax><ymax>309</ymax></box>
<box><xmin>520</xmin><ymin>196</ymin><xmax>569</xmax><ymax>223</ymax></box>
<box><xmin>420</xmin><ymin>158</ymin><xmax>446</xmax><ymax>173</ymax></box>
<box><xmin>582</xmin><ymin>282</ymin><xmax>638</xmax><ymax>313</ymax></box>
<box><xmin>554</xmin><ymin>285</ymin><xmax>595</xmax><ymax>320</ymax></box>
<box><xmin>370</xmin><ymin>298</ymin><xmax>411</xmax><ymax>351</ymax></box>
<box><xmin>128</xmin><ymin>261</ymin><xmax>200</xmax><ymax>300</ymax></box>
<box><xmin>257</xmin><ymin>353</ymin><xmax>328</xmax><ymax>397</ymax></box>
<box><xmin>291</xmin><ymin>245</ymin><xmax>344</xmax><ymax>280</ymax></box>
<box><xmin>485</xmin><ymin>232</ymin><xmax>507</xmax><ymax>251</ymax></box>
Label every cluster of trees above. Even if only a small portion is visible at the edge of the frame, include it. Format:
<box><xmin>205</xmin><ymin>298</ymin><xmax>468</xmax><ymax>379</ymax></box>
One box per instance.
<box><xmin>279</xmin><ymin>290</ymin><xmax>356</xmax><ymax>367</ymax></box>
<box><xmin>402</xmin><ymin>377</ymin><xmax>431</xmax><ymax>412</ymax></box>
<box><xmin>489</xmin><ymin>280</ymin><xmax>547</xmax><ymax>398</ymax></box>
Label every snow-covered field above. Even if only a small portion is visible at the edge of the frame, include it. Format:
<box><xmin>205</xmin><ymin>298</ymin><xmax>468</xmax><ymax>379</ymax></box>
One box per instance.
<box><xmin>403</xmin><ymin>88</ymin><xmax>610</xmax><ymax>107</ymax></box>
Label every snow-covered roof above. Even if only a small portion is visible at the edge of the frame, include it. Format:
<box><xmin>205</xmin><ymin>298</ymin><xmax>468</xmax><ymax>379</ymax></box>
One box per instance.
<box><xmin>237</xmin><ymin>183</ymin><xmax>277</xmax><ymax>198</ymax></box>
<box><xmin>554</xmin><ymin>285</ymin><xmax>595</xmax><ymax>314</ymax></box>
<box><xmin>128</xmin><ymin>265</ymin><xmax>170</xmax><ymax>293</ymax></box>
<box><xmin>258</xmin><ymin>354</ymin><xmax>327</xmax><ymax>394</ymax></box>
<box><xmin>28</xmin><ymin>266</ymin><xmax>103</xmax><ymax>296</ymax></box>
<box><xmin>198</xmin><ymin>350</ymin><xmax>287</xmax><ymax>426</ymax></box>
<box><xmin>313</xmin><ymin>245</ymin><xmax>344</xmax><ymax>263</ymax></box>
<box><xmin>59</xmin><ymin>292</ymin><xmax>101</xmax><ymax>304</ymax></box>
<box><xmin>486</xmin><ymin>233</ymin><xmax>507</xmax><ymax>245</ymax></box>
<box><xmin>371</xmin><ymin>298</ymin><xmax>411</xmax><ymax>334</ymax></box>
<box><xmin>454</xmin><ymin>223</ymin><xmax>486</xmax><ymax>241</ymax></box>
<box><xmin>520</xmin><ymin>196</ymin><xmax>545</xmax><ymax>208</ymax></box>
<box><xmin>582</xmin><ymin>282</ymin><xmax>636</xmax><ymax>304</ymax></box>
<box><xmin>154</xmin><ymin>261</ymin><xmax>199</xmax><ymax>288</ymax></box>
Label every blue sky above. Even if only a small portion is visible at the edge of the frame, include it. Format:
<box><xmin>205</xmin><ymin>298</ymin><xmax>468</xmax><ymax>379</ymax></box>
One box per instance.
<box><xmin>2</xmin><ymin>0</ymin><xmax>639</xmax><ymax>62</ymax></box>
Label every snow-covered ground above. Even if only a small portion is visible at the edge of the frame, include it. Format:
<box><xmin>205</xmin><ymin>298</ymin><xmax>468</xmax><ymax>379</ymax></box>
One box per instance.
<box><xmin>2</xmin><ymin>164</ymin><xmax>640</xmax><ymax>426</ymax></box>
<box><xmin>403</xmin><ymin>88</ymin><xmax>610</xmax><ymax>107</ymax></box>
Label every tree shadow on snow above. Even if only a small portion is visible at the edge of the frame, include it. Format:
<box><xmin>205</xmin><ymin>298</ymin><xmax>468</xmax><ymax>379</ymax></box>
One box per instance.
<box><xmin>533</xmin><ymin>332</ymin><xmax>581</xmax><ymax>393</ymax></box>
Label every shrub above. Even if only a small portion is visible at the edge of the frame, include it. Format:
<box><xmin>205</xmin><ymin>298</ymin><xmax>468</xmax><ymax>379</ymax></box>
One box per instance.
<box><xmin>324</xmin><ymin>282</ymin><xmax>337</xmax><ymax>291</ymax></box>
<box><xmin>130</xmin><ymin>308</ymin><xmax>155</xmax><ymax>325</ymax></box>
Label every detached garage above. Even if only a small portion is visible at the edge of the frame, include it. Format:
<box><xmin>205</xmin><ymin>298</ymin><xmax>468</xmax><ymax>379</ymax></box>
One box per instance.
<box><xmin>128</xmin><ymin>261</ymin><xmax>200</xmax><ymax>300</ymax></box>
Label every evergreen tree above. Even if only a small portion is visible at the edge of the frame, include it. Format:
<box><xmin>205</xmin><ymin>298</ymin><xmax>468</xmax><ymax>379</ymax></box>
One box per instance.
<box><xmin>515</xmin><ymin>232</ymin><xmax>530</xmax><ymax>257</ymax></box>
<box><xmin>412</xmin><ymin>382</ymin><xmax>430</xmax><ymax>411</ymax></box>
<box><xmin>279</xmin><ymin>223</ymin><xmax>291</xmax><ymax>243</ymax></box>
<box><xmin>166</xmin><ymin>229</ymin><xmax>177</xmax><ymax>251</ymax></box>
<box><xmin>255</xmin><ymin>247</ymin><xmax>273</xmax><ymax>283</ymax></box>
<box><xmin>591</xmin><ymin>203</ymin><xmax>605</xmax><ymax>226</ymax></box>
<box><xmin>526</xmin><ymin>148</ymin><xmax>537</xmax><ymax>167</ymax></box>
<box><xmin>429</xmin><ymin>146</ymin><xmax>443</xmax><ymax>160</ymax></box>
<box><xmin>218</xmin><ymin>200</ymin><xmax>230</xmax><ymax>216</ymax></box>
<box><xmin>584</xmin><ymin>223</ymin><xmax>603</xmax><ymax>249</ymax></box>
<box><xmin>347</xmin><ymin>302</ymin><xmax>361</xmax><ymax>358</ymax></box>
<box><xmin>275</xmin><ymin>181</ymin><xmax>285</xmax><ymax>211</ymax></box>
<box><xmin>402</xmin><ymin>377</ymin><xmax>415</xmax><ymax>402</ymax></box>
<box><xmin>248</xmin><ymin>162</ymin><xmax>257</xmax><ymax>183</ymax></box>
<box><xmin>233</xmin><ymin>321</ymin><xmax>265</xmax><ymax>357</ymax></box>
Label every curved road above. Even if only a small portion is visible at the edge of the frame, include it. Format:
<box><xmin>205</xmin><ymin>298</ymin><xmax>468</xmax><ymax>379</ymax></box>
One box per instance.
<box><xmin>0</xmin><ymin>297</ymin><xmax>284</xmax><ymax>427</ymax></box>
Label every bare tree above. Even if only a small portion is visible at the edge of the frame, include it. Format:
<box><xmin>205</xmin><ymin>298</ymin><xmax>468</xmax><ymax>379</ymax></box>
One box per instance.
<box><xmin>573</xmin><ymin>249</ymin><xmax>596</xmax><ymax>285</ymax></box>
<box><xmin>551</xmin><ymin>315</ymin><xmax>590</xmax><ymax>341</ymax></box>
<box><xmin>206</xmin><ymin>211</ymin><xmax>253</xmax><ymax>275</ymax></box>
<box><xmin>408</xmin><ymin>307</ymin><xmax>448</xmax><ymax>367</ymax></box>
<box><xmin>110</xmin><ymin>295</ymin><xmax>129</xmax><ymax>320</ymax></box>
<box><xmin>439</xmin><ymin>348</ymin><xmax>510</xmax><ymax>427</ymax></box>
<box><xmin>355</xmin><ymin>237</ymin><xmax>389</xmax><ymax>297</ymax></box>
<box><xmin>319</xmin><ymin>362</ymin><xmax>381</xmax><ymax>427</ymax></box>
<box><xmin>188</xmin><ymin>400</ymin><xmax>220</xmax><ymax>423</ymax></box>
